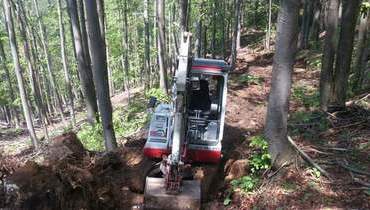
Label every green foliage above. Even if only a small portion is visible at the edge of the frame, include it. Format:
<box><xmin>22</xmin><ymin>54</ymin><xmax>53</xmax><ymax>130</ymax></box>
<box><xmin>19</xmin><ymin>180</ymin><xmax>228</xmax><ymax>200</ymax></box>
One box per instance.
<box><xmin>77</xmin><ymin>123</ymin><xmax>105</xmax><ymax>152</ymax></box>
<box><xmin>292</xmin><ymin>86</ymin><xmax>320</xmax><ymax>108</ymax></box>
<box><xmin>238</xmin><ymin>74</ymin><xmax>264</xmax><ymax>85</ymax></box>
<box><xmin>145</xmin><ymin>88</ymin><xmax>170</xmax><ymax>103</ymax></box>
<box><xmin>113</xmin><ymin>100</ymin><xmax>149</xmax><ymax>138</ymax></box>
<box><xmin>249</xmin><ymin>135</ymin><xmax>271</xmax><ymax>173</ymax></box>
<box><xmin>231</xmin><ymin>175</ymin><xmax>259</xmax><ymax>192</ymax></box>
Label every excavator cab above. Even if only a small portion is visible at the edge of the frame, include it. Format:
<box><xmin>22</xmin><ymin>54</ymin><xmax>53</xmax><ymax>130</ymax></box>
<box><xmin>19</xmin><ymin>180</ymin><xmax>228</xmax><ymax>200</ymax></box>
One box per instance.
<box><xmin>143</xmin><ymin>33</ymin><xmax>230</xmax><ymax>210</ymax></box>
<box><xmin>144</xmin><ymin>58</ymin><xmax>229</xmax><ymax>163</ymax></box>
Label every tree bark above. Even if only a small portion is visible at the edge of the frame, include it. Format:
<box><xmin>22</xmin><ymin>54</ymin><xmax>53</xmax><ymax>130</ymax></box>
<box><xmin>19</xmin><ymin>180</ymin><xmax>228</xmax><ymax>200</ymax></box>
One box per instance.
<box><xmin>264</xmin><ymin>0</ymin><xmax>300</xmax><ymax>168</ymax></box>
<box><xmin>144</xmin><ymin>0</ymin><xmax>151</xmax><ymax>89</ymax></box>
<box><xmin>156</xmin><ymin>0</ymin><xmax>168</xmax><ymax>93</ymax></box>
<box><xmin>331</xmin><ymin>0</ymin><xmax>361</xmax><ymax>108</ymax></box>
<box><xmin>352</xmin><ymin>11</ymin><xmax>370</xmax><ymax>92</ymax></box>
<box><xmin>211</xmin><ymin>0</ymin><xmax>217</xmax><ymax>58</ymax></box>
<box><xmin>119</xmin><ymin>0</ymin><xmax>131</xmax><ymax>103</ymax></box>
<box><xmin>3</xmin><ymin>0</ymin><xmax>39</xmax><ymax>149</ymax></box>
<box><xmin>319</xmin><ymin>0</ymin><xmax>339</xmax><ymax>111</ymax></box>
<box><xmin>231</xmin><ymin>0</ymin><xmax>242</xmax><ymax>70</ymax></box>
<box><xmin>58</xmin><ymin>0</ymin><xmax>75</xmax><ymax>126</ymax></box>
<box><xmin>265</xmin><ymin>0</ymin><xmax>272</xmax><ymax>50</ymax></box>
<box><xmin>84</xmin><ymin>0</ymin><xmax>117</xmax><ymax>151</ymax></box>
<box><xmin>67</xmin><ymin>0</ymin><xmax>99</xmax><ymax>124</ymax></box>
<box><xmin>179</xmin><ymin>0</ymin><xmax>188</xmax><ymax>33</ymax></box>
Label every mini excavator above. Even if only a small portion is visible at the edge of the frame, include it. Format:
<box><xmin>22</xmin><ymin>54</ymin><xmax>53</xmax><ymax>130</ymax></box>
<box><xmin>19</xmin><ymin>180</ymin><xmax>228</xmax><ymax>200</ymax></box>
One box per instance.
<box><xmin>143</xmin><ymin>33</ymin><xmax>230</xmax><ymax>210</ymax></box>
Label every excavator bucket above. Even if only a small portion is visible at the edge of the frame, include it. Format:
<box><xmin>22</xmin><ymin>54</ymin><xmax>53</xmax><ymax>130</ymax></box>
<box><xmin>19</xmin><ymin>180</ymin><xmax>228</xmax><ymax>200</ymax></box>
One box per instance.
<box><xmin>144</xmin><ymin>177</ymin><xmax>201</xmax><ymax>210</ymax></box>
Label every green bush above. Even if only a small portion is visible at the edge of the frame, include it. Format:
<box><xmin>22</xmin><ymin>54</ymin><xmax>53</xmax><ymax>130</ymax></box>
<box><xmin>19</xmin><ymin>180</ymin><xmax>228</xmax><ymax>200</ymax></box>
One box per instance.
<box><xmin>145</xmin><ymin>88</ymin><xmax>170</xmax><ymax>103</ymax></box>
<box><xmin>231</xmin><ymin>175</ymin><xmax>259</xmax><ymax>192</ymax></box>
<box><xmin>249</xmin><ymin>135</ymin><xmax>271</xmax><ymax>173</ymax></box>
<box><xmin>77</xmin><ymin>123</ymin><xmax>105</xmax><ymax>151</ymax></box>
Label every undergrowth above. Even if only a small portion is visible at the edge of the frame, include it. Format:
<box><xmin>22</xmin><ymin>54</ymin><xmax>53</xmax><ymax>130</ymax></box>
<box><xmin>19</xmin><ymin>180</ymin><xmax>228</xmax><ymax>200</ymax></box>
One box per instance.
<box><xmin>238</xmin><ymin>74</ymin><xmax>264</xmax><ymax>85</ymax></box>
<box><xmin>224</xmin><ymin>135</ymin><xmax>271</xmax><ymax>205</ymax></box>
<box><xmin>292</xmin><ymin>86</ymin><xmax>320</xmax><ymax>108</ymax></box>
<box><xmin>77</xmin><ymin>88</ymin><xmax>168</xmax><ymax>151</ymax></box>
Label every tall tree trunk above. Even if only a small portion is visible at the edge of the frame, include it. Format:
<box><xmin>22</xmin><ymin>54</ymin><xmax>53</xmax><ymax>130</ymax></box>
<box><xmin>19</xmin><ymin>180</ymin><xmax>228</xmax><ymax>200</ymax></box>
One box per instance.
<box><xmin>231</xmin><ymin>0</ymin><xmax>242</xmax><ymax>70</ymax></box>
<box><xmin>203</xmin><ymin>26</ymin><xmax>207</xmax><ymax>58</ymax></box>
<box><xmin>3</xmin><ymin>0</ymin><xmax>38</xmax><ymax>149</ymax></box>
<box><xmin>331</xmin><ymin>0</ymin><xmax>361</xmax><ymax>108</ymax></box>
<box><xmin>119</xmin><ymin>0</ymin><xmax>131</xmax><ymax>103</ymax></box>
<box><xmin>310</xmin><ymin>0</ymin><xmax>321</xmax><ymax>43</ymax></box>
<box><xmin>195</xmin><ymin>20</ymin><xmax>202</xmax><ymax>58</ymax></box>
<box><xmin>352</xmin><ymin>11</ymin><xmax>370</xmax><ymax>92</ymax></box>
<box><xmin>264</xmin><ymin>0</ymin><xmax>300</xmax><ymax>168</ymax></box>
<box><xmin>156</xmin><ymin>0</ymin><xmax>168</xmax><ymax>93</ymax></box>
<box><xmin>319</xmin><ymin>0</ymin><xmax>339</xmax><ymax>111</ymax></box>
<box><xmin>67</xmin><ymin>0</ymin><xmax>99</xmax><ymax>124</ymax></box>
<box><xmin>32</xmin><ymin>0</ymin><xmax>66</xmax><ymax>124</ymax></box>
<box><xmin>265</xmin><ymin>0</ymin><xmax>272</xmax><ymax>50</ymax></box>
<box><xmin>179</xmin><ymin>0</ymin><xmax>188</xmax><ymax>33</ymax></box>
<box><xmin>211</xmin><ymin>0</ymin><xmax>217</xmax><ymax>58</ymax></box>
<box><xmin>15</xmin><ymin>1</ymin><xmax>49</xmax><ymax>139</ymax></box>
<box><xmin>144</xmin><ymin>0</ymin><xmax>151</xmax><ymax>89</ymax></box>
<box><xmin>0</xmin><ymin>39</ymin><xmax>20</xmax><ymax>127</ymax></box>
<box><xmin>299</xmin><ymin>0</ymin><xmax>314</xmax><ymax>49</ymax></box>
<box><xmin>58</xmin><ymin>0</ymin><xmax>75</xmax><ymax>126</ymax></box>
<box><xmin>236</xmin><ymin>2</ymin><xmax>242</xmax><ymax>51</ymax></box>
<box><xmin>96</xmin><ymin>0</ymin><xmax>105</xmax><ymax>49</ymax></box>
<box><xmin>84</xmin><ymin>0</ymin><xmax>117</xmax><ymax>151</ymax></box>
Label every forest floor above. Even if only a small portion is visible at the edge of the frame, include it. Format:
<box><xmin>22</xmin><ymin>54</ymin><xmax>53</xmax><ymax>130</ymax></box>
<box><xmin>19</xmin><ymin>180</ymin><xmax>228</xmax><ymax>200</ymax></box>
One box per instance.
<box><xmin>1</xmin><ymin>31</ymin><xmax>370</xmax><ymax>209</ymax></box>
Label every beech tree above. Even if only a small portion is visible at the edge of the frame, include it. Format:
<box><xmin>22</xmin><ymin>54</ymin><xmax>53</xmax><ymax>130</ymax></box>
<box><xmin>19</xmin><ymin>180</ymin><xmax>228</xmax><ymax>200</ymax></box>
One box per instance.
<box><xmin>84</xmin><ymin>0</ymin><xmax>117</xmax><ymax>151</ymax></box>
<box><xmin>3</xmin><ymin>0</ymin><xmax>39</xmax><ymax>149</ymax></box>
<box><xmin>320</xmin><ymin>0</ymin><xmax>339</xmax><ymax>111</ymax></box>
<box><xmin>67</xmin><ymin>0</ymin><xmax>99</xmax><ymax>124</ymax></box>
<box><xmin>331</xmin><ymin>0</ymin><xmax>362</xmax><ymax>109</ymax></box>
<box><xmin>156</xmin><ymin>0</ymin><xmax>169</xmax><ymax>93</ymax></box>
<box><xmin>264</xmin><ymin>0</ymin><xmax>300</xmax><ymax>167</ymax></box>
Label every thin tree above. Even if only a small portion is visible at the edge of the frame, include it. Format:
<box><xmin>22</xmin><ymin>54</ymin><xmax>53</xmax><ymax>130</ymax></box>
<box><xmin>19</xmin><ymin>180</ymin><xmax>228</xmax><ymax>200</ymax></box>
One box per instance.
<box><xmin>264</xmin><ymin>0</ymin><xmax>300</xmax><ymax>167</ymax></box>
<box><xmin>231</xmin><ymin>0</ymin><xmax>242</xmax><ymax>70</ymax></box>
<box><xmin>143</xmin><ymin>0</ymin><xmax>151</xmax><ymax>88</ymax></box>
<box><xmin>32</xmin><ymin>0</ymin><xmax>66</xmax><ymax>124</ymax></box>
<box><xmin>179</xmin><ymin>0</ymin><xmax>189</xmax><ymax>34</ymax></box>
<box><xmin>0</xmin><ymin>39</ymin><xmax>20</xmax><ymax>127</ymax></box>
<box><xmin>265</xmin><ymin>0</ymin><xmax>272</xmax><ymax>50</ymax></box>
<box><xmin>15</xmin><ymin>1</ymin><xmax>49</xmax><ymax>139</ymax></box>
<box><xmin>331</xmin><ymin>0</ymin><xmax>362</xmax><ymax>108</ymax></box>
<box><xmin>156</xmin><ymin>0</ymin><xmax>168</xmax><ymax>93</ymax></box>
<box><xmin>352</xmin><ymin>9</ymin><xmax>370</xmax><ymax>92</ymax></box>
<box><xmin>58</xmin><ymin>0</ymin><xmax>75</xmax><ymax>126</ymax></box>
<box><xmin>319</xmin><ymin>0</ymin><xmax>339</xmax><ymax>111</ymax></box>
<box><xmin>122</xmin><ymin>0</ymin><xmax>131</xmax><ymax>103</ymax></box>
<box><xmin>84</xmin><ymin>0</ymin><xmax>117</xmax><ymax>151</ymax></box>
<box><xmin>67</xmin><ymin>0</ymin><xmax>99</xmax><ymax>124</ymax></box>
<box><xmin>3</xmin><ymin>0</ymin><xmax>38</xmax><ymax>149</ymax></box>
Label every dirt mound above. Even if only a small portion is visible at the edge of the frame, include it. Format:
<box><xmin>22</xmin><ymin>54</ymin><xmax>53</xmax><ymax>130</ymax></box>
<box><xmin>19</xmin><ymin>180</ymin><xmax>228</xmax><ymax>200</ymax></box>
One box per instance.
<box><xmin>2</xmin><ymin>132</ymin><xmax>154</xmax><ymax>210</ymax></box>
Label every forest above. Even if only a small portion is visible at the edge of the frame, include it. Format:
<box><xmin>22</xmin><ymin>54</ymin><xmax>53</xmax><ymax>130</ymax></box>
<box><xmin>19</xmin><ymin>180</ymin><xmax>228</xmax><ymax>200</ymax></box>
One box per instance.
<box><xmin>0</xmin><ymin>0</ymin><xmax>369</xmax><ymax>209</ymax></box>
